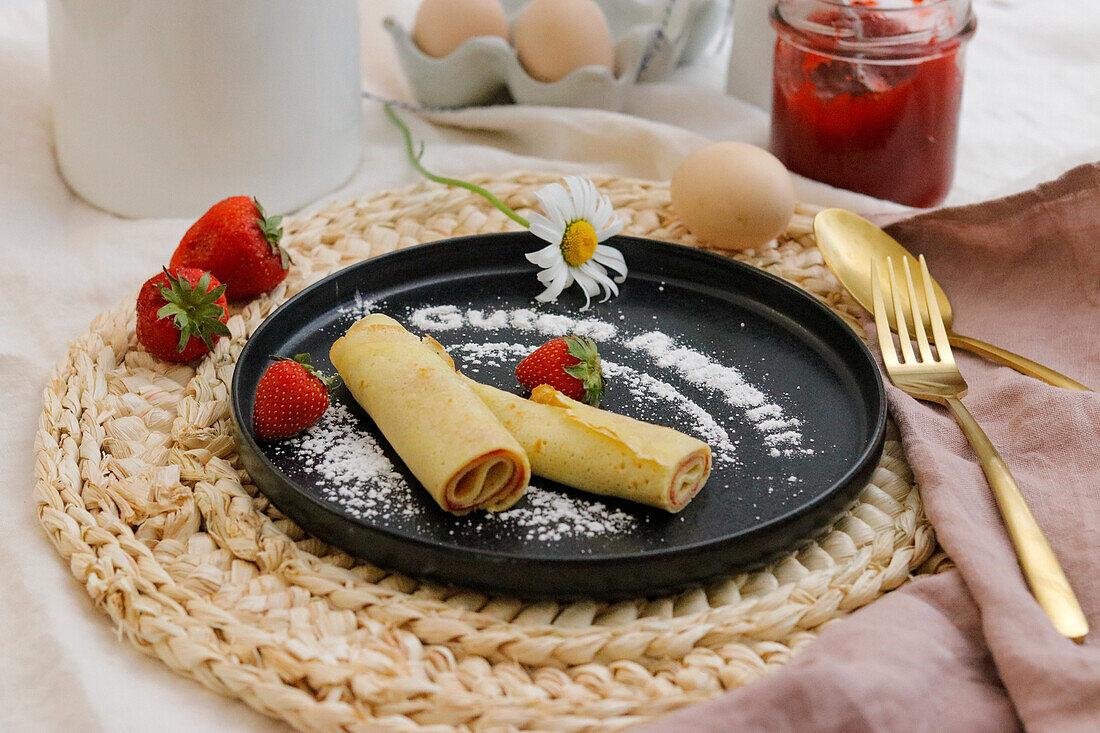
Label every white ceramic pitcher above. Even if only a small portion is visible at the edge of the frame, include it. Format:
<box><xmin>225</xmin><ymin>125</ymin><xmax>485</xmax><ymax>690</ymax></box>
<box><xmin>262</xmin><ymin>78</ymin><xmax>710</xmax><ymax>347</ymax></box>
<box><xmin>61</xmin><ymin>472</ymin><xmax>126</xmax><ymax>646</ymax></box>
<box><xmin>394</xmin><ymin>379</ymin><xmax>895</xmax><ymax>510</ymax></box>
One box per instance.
<box><xmin>47</xmin><ymin>0</ymin><xmax>363</xmax><ymax>218</ymax></box>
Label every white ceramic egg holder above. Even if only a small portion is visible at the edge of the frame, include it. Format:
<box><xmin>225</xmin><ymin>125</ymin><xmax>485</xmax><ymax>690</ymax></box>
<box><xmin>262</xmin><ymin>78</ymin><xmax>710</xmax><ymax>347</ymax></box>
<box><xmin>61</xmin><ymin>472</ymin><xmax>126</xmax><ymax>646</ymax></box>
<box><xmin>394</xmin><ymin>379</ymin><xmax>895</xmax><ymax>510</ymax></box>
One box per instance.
<box><xmin>385</xmin><ymin>0</ymin><xmax>726</xmax><ymax>110</ymax></box>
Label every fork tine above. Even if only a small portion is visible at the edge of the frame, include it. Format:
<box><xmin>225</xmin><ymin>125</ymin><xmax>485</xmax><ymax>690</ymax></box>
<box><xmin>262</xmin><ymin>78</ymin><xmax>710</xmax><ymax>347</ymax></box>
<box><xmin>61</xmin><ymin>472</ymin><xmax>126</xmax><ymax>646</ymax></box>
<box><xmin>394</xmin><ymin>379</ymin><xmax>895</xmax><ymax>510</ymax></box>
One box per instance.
<box><xmin>919</xmin><ymin>254</ymin><xmax>954</xmax><ymax>363</ymax></box>
<box><xmin>903</xmin><ymin>257</ymin><xmax>934</xmax><ymax>362</ymax></box>
<box><xmin>886</xmin><ymin>257</ymin><xmax>916</xmax><ymax>364</ymax></box>
<box><xmin>871</xmin><ymin>259</ymin><xmax>900</xmax><ymax>369</ymax></box>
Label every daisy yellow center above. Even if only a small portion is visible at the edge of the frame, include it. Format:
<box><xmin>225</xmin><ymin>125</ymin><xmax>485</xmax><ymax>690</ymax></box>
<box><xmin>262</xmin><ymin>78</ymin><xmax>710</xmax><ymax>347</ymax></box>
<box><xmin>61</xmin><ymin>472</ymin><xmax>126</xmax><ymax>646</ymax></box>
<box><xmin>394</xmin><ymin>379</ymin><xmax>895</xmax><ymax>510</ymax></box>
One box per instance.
<box><xmin>560</xmin><ymin>220</ymin><xmax>598</xmax><ymax>267</ymax></box>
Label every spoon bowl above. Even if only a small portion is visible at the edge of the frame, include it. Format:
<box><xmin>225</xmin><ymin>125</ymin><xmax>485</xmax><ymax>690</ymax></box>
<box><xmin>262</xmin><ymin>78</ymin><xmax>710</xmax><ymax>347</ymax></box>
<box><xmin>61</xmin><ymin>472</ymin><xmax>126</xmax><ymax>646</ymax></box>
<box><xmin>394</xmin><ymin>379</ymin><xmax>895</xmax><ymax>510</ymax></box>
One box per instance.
<box><xmin>812</xmin><ymin>209</ymin><xmax>1091</xmax><ymax>391</ymax></box>
<box><xmin>813</xmin><ymin>209</ymin><xmax>953</xmax><ymax>333</ymax></box>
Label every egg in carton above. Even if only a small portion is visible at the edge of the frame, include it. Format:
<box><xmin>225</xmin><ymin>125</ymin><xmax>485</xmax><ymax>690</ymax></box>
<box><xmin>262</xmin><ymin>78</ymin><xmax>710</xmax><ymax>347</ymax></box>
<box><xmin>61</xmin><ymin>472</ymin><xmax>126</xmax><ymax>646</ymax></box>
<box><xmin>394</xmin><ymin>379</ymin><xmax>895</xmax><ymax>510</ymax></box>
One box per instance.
<box><xmin>385</xmin><ymin>0</ymin><xmax>727</xmax><ymax>110</ymax></box>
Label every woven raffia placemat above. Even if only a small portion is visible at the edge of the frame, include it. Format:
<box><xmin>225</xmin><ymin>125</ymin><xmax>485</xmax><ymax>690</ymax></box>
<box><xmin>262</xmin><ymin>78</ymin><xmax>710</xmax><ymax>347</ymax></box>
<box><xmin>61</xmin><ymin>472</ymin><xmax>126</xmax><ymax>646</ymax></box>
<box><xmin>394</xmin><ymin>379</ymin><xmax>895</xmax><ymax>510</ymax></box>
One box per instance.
<box><xmin>34</xmin><ymin>173</ymin><xmax>944</xmax><ymax>732</ymax></box>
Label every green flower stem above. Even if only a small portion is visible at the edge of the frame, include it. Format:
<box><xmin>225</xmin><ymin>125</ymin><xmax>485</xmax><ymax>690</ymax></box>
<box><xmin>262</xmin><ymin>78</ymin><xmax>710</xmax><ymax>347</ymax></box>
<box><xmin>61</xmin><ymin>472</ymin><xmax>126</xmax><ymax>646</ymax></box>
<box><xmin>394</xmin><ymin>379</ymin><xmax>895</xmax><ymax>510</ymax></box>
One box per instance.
<box><xmin>385</xmin><ymin>104</ymin><xmax>530</xmax><ymax>229</ymax></box>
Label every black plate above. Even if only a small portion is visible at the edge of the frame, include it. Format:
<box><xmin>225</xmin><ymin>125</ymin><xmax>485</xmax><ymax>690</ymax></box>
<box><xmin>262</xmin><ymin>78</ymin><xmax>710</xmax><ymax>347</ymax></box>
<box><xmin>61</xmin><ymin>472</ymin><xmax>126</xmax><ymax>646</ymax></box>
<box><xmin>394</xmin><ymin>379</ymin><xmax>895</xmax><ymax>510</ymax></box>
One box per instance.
<box><xmin>231</xmin><ymin>233</ymin><xmax>885</xmax><ymax>599</ymax></box>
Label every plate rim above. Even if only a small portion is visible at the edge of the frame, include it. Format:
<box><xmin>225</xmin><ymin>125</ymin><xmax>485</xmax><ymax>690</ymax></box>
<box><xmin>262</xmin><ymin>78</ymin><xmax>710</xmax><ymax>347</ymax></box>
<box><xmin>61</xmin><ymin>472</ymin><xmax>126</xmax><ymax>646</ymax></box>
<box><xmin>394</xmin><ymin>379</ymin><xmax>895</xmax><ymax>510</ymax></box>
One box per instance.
<box><xmin>230</xmin><ymin>232</ymin><xmax>886</xmax><ymax>570</ymax></box>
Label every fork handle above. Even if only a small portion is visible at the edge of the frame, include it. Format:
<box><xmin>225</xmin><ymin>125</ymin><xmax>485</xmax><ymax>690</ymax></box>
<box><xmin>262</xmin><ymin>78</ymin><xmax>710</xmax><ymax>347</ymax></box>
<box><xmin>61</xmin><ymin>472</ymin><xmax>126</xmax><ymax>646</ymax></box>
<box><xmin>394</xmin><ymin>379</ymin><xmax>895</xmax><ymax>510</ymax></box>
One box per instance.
<box><xmin>944</xmin><ymin>396</ymin><xmax>1089</xmax><ymax>641</ymax></box>
<box><xmin>947</xmin><ymin>333</ymin><xmax>1092</xmax><ymax>391</ymax></box>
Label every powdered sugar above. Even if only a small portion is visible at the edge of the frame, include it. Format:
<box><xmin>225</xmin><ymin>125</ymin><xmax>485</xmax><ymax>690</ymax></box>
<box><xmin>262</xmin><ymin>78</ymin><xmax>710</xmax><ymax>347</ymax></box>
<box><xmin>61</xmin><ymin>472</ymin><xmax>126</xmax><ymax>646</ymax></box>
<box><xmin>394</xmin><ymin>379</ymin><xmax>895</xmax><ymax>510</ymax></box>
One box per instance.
<box><xmin>276</xmin><ymin>400</ymin><xmax>639</xmax><ymax>540</ymax></box>
<box><xmin>596</xmin><ymin>360</ymin><xmax>739</xmax><ymax>466</ymax></box>
<box><xmin>407</xmin><ymin>304</ymin><xmax>811</xmax><ymax>456</ymax></box>
<box><xmin>451</xmin><ymin>341</ymin><xmax>541</xmax><ymax>367</ymax></box>
<box><xmin>338</xmin><ymin>290</ymin><xmax>376</xmax><ymax>318</ymax></box>
<box><xmin>409</xmin><ymin>304</ymin><xmax>464</xmax><ymax>331</ymax></box>
<box><xmin>300</xmin><ymin>301</ymin><xmax>820</xmax><ymax>536</ymax></box>
<box><xmin>278</xmin><ymin>401</ymin><xmax>419</xmax><ymax>520</ymax></box>
<box><xmin>623</xmin><ymin>330</ymin><xmax>811</xmax><ymax>454</ymax></box>
<box><xmin>409</xmin><ymin>305</ymin><xmax>618</xmax><ymax>341</ymax></box>
<box><xmin>746</xmin><ymin>405</ymin><xmax>782</xmax><ymax>421</ymax></box>
<box><xmin>535</xmin><ymin>314</ymin><xmax>574</xmax><ymax>336</ymax></box>
<box><xmin>481</xmin><ymin>486</ymin><xmax>637</xmax><ymax>542</ymax></box>
<box><xmin>468</xmin><ymin>309</ymin><xmax>510</xmax><ymax>330</ymax></box>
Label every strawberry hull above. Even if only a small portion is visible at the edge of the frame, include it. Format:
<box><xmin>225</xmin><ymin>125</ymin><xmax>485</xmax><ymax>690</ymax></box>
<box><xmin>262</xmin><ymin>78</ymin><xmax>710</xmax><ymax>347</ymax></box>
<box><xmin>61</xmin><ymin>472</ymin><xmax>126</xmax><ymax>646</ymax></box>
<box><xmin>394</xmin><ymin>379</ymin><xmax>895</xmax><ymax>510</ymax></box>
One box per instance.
<box><xmin>135</xmin><ymin>267</ymin><xmax>229</xmax><ymax>362</ymax></box>
<box><xmin>171</xmin><ymin>196</ymin><xmax>290</xmax><ymax>300</ymax></box>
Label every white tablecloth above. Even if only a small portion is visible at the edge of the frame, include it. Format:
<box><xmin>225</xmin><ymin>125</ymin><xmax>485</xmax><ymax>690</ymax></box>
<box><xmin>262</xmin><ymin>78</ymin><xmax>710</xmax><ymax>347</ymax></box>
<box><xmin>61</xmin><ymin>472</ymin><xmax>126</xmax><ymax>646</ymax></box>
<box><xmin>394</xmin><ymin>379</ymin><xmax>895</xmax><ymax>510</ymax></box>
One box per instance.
<box><xmin>1</xmin><ymin>1</ymin><xmax>1097</xmax><ymax>730</ymax></box>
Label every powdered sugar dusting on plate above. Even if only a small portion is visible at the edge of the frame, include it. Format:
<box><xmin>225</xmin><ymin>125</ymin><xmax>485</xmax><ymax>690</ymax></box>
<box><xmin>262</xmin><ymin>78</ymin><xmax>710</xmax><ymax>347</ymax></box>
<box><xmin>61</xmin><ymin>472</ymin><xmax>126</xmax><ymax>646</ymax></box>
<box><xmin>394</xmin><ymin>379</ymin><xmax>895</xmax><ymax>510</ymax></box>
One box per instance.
<box><xmin>277</xmin><ymin>401</ymin><xmax>420</xmax><ymax>519</ymax></box>
<box><xmin>451</xmin><ymin>341</ymin><xmax>535</xmax><ymax>362</ymax></box>
<box><xmin>624</xmin><ymin>330</ymin><xmax>811</xmax><ymax>454</ymax></box>
<box><xmin>449</xmin><ymin>342</ymin><xmax>737</xmax><ymax>466</ymax></box>
<box><xmin>275</xmin><ymin>400</ymin><xmax>639</xmax><ymax>540</ymax></box>
<box><xmin>603</xmin><ymin>360</ymin><xmax>739</xmax><ymax>466</ymax></box>
<box><xmin>338</xmin><ymin>290</ymin><xmax>375</xmax><ymax>318</ymax></box>
<box><xmin>409</xmin><ymin>304</ymin><xmax>464</xmax><ymax>331</ymax></box>
<box><xmin>408</xmin><ymin>304</ymin><xmax>811</xmax><ymax>457</ymax></box>
<box><xmin>294</xmin><ymin>302</ymin><xmax>819</xmax><ymax>535</ymax></box>
<box><xmin>411</xmin><ymin>305</ymin><xmax>619</xmax><ymax>341</ymax></box>
<box><xmin>482</xmin><ymin>486</ymin><xmax>636</xmax><ymax>542</ymax></box>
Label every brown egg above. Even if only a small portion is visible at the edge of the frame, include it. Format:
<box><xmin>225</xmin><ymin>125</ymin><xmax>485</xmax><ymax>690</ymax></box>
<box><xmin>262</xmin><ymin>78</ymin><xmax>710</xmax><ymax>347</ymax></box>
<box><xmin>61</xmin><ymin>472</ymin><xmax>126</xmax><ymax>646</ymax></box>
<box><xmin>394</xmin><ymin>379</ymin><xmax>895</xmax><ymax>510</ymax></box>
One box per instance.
<box><xmin>671</xmin><ymin>142</ymin><xmax>797</xmax><ymax>251</ymax></box>
<box><xmin>412</xmin><ymin>0</ymin><xmax>508</xmax><ymax>59</ymax></box>
<box><xmin>513</xmin><ymin>0</ymin><xmax>615</xmax><ymax>83</ymax></box>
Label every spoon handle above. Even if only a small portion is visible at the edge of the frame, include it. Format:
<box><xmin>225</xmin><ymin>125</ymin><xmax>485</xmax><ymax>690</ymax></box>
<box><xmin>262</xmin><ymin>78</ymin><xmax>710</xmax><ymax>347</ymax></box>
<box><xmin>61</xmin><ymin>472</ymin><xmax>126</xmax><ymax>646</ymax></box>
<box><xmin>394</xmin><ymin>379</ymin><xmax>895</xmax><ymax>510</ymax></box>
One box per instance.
<box><xmin>947</xmin><ymin>333</ymin><xmax>1092</xmax><ymax>391</ymax></box>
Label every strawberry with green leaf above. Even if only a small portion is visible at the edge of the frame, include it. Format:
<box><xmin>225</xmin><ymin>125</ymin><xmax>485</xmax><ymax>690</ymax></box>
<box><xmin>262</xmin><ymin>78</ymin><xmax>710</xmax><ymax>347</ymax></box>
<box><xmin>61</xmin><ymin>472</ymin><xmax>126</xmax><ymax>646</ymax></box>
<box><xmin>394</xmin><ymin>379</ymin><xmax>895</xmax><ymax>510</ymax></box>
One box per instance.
<box><xmin>170</xmin><ymin>196</ymin><xmax>291</xmax><ymax>300</ymax></box>
<box><xmin>515</xmin><ymin>335</ymin><xmax>605</xmax><ymax>406</ymax></box>
<box><xmin>253</xmin><ymin>354</ymin><xmax>337</xmax><ymax>440</ymax></box>
<box><xmin>136</xmin><ymin>267</ymin><xmax>230</xmax><ymax>362</ymax></box>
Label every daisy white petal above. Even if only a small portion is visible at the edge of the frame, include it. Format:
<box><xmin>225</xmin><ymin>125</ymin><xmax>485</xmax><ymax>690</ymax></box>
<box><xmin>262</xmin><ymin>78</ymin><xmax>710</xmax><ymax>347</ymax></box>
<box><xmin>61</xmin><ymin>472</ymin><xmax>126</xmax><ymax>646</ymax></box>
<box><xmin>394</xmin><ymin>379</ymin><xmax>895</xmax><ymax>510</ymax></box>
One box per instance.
<box><xmin>536</xmin><ymin>260</ymin><xmax>565</xmax><ymax>285</ymax></box>
<box><xmin>591</xmin><ymin>196</ymin><xmax>623</xmax><ymax>240</ymax></box>
<box><xmin>579</xmin><ymin>178</ymin><xmax>596</xmax><ymax>218</ymax></box>
<box><xmin>576</xmin><ymin>266</ymin><xmax>601</xmax><ymax>294</ymax></box>
<box><xmin>532</xmin><ymin>182</ymin><xmax>561</xmax><ymax>211</ymax></box>
<box><xmin>574</xmin><ymin>266</ymin><xmax>602</xmax><ymax>310</ymax></box>
<box><xmin>580</xmin><ymin>261</ymin><xmax>619</xmax><ymax>301</ymax></box>
<box><xmin>552</xmin><ymin>182</ymin><xmax>578</xmax><ymax>222</ymax></box>
<box><xmin>526</xmin><ymin>242</ymin><xmax>563</xmax><ymax>268</ymax></box>
<box><xmin>595</xmin><ymin>217</ymin><xmax>623</xmax><ymax>241</ymax></box>
<box><xmin>529</xmin><ymin>219</ymin><xmax>561</xmax><ymax>245</ymax></box>
<box><xmin>534</xmin><ymin>183</ymin><xmax>571</xmax><ymax>224</ymax></box>
<box><xmin>527</xmin><ymin>208</ymin><xmax>558</xmax><ymax>230</ymax></box>
<box><xmin>585</xmin><ymin>180</ymin><xmax>600</xmax><ymax>218</ymax></box>
<box><xmin>535</xmin><ymin>263</ymin><xmax>571</xmax><ymax>303</ymax></box>
<box><xmin>568</xmin><ymin>177</ymin><xmax>589</xmax><ymax>221</ymax></box>
<box><xmin>593</xmin><ymin>245</ymin><xmax>628</xmax><ymax>281</ymax></box>
<box><xmin>526</xmin><ymin>209</ymin><xmax>552</xmax><ymax>230</ymax></box>
<box><xmin>591</xmin><ymin>196</ymin><xmax>615</xmax><ymax>230</ymax></box>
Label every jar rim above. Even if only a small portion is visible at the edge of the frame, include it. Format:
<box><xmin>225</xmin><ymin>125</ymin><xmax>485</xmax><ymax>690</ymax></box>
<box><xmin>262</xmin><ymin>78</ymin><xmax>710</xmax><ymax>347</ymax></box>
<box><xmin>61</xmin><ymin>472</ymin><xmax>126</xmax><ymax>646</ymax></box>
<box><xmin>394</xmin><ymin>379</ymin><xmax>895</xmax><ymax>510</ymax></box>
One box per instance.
<box><xmin>780</xmin><ymin>0</ymin><xmax>966</xmax><ymax>12</ymax></box>
<box><xmin>772</xmin><ymin>0</ymin><xmax>976</xmax><ymax>61</ymax></box>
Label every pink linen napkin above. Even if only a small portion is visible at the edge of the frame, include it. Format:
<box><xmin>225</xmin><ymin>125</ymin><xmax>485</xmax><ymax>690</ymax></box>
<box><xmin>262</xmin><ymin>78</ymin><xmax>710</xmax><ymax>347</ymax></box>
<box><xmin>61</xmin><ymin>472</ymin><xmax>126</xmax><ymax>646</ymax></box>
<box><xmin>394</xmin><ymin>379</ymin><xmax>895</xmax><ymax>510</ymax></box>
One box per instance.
<box><xmin>638</xmin><ymin>163</ymin><xmax>1100</xmax><ymax>732</ymax></box>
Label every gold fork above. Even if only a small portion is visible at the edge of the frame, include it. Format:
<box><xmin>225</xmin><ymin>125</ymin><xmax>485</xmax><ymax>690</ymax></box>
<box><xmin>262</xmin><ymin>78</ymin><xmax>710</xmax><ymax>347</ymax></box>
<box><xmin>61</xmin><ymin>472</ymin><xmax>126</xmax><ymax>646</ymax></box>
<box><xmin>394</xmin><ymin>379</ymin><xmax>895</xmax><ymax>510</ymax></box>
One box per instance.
<box><xmin>872</xmin><ymin>254</ymin><xmax>1088</xmax><ymax>641</ymax></box>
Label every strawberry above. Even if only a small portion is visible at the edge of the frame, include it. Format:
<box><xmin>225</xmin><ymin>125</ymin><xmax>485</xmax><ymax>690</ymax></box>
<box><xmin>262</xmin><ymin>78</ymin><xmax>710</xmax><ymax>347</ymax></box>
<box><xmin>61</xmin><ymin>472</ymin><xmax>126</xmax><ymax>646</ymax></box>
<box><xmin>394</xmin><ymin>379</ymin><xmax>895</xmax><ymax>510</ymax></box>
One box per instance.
<box><xmin>170</xmin><ymin>196</ymin><xmax>291</xmax><ymax>300</ymax></box>
<box><xmin>136</xmin><ymin>267</ymin><xmax>230</xmax><ymax>362</ymax></box>
<box><xmin>253</xmin><ymin>354</ymin><xmax>336</xmax><ymax>440</ymax></box>
<box><xmin>515</xmin><ymin>335</ymin><xmax>604</xmax><ymax>406</ymax></box>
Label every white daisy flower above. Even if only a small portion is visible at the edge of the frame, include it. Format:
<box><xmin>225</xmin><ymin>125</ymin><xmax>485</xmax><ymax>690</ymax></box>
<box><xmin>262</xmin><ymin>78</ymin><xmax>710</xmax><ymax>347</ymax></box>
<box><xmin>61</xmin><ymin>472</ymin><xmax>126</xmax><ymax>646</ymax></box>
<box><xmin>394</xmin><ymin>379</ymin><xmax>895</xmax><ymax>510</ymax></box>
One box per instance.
<box><xmin>384</xmin><ymin>108</ymin><xmax>628</xmax><ymax>309</ymax></box>
<box><xmin>524</xmin><ymin>176</ymin><xmax>627</xmax><ymax>310</ymax></box>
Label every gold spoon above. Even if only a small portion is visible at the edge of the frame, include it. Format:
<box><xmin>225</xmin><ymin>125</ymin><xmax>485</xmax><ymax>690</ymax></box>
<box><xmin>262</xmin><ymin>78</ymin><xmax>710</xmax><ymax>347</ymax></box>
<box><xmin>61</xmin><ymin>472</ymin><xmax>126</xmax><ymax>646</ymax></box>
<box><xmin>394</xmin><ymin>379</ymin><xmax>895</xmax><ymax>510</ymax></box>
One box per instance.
<box><xmin>813</xmin><ymin>209</ymin><xmax>1091</xmax><ymax>391</ymax></box>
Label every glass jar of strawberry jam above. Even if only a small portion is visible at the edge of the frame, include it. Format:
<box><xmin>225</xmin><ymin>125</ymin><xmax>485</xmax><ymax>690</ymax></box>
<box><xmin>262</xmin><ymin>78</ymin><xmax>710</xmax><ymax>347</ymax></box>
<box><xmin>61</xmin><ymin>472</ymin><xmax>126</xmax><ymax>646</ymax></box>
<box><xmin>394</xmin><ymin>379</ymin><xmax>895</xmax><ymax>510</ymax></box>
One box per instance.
<box><xmin>769</xmin><ymin>0</ymin><xmax>975</xmax><ymax>207</ymax></box>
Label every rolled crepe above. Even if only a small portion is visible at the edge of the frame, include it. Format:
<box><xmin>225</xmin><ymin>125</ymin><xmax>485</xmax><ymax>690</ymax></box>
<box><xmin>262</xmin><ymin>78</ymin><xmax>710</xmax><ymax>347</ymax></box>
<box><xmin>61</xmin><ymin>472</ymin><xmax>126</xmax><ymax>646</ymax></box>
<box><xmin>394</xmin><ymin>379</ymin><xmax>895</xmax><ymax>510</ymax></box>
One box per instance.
<box><xmin>329</xmin><ymin>315</ymin><xmax>530</xmax><ymax>514</ymax></box>
<box><xmin>468</xmin><ymin>381</ymin><xmax>712</xmax><ymax>513</ymax></box>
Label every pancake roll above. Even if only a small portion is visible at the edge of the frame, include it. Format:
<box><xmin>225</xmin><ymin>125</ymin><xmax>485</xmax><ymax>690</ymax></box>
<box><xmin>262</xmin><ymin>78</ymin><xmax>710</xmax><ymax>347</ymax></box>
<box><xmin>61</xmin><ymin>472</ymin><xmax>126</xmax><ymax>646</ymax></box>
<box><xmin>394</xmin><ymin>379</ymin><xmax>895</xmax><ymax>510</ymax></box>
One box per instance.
<box><xmin>329</xmin><ymin>315</ymin><xmax>530</xmax><ymax>514</ymax></box>
<box><xmin>468</xmin><ymin>381</ymin><xmax>712</xmax><ymax>513</ymax></box>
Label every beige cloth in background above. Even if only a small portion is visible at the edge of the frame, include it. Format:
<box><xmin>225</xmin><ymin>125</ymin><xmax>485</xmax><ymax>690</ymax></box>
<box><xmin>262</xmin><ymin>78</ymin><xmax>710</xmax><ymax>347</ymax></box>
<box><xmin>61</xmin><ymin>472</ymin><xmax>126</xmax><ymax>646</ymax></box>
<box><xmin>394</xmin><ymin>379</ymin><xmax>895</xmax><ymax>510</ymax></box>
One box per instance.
<box><xmin>640</xmin><ymin>164</ymin><xmax>1100</xmax><ymax>732</ymax></box>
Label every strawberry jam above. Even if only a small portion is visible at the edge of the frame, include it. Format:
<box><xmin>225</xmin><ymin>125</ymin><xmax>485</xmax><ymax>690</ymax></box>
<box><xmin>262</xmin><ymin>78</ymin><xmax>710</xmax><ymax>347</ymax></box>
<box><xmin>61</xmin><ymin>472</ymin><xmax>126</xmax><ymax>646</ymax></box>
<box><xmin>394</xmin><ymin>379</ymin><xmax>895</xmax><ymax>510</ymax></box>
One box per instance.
<box><xmin>769</xmin><ymin>1</ymin><xmax>976</xmax><ymax>207</ymax></box>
